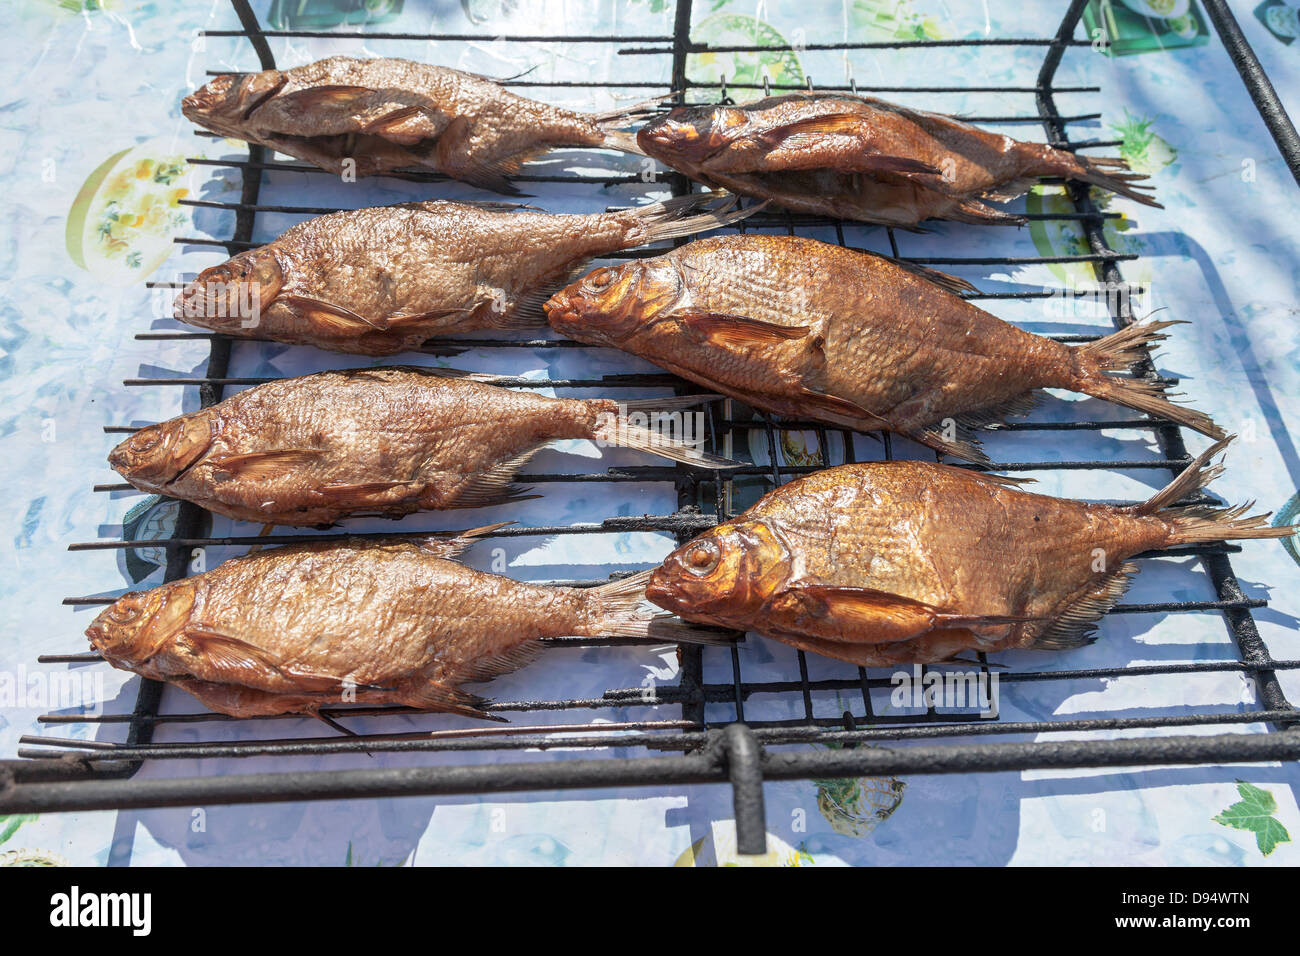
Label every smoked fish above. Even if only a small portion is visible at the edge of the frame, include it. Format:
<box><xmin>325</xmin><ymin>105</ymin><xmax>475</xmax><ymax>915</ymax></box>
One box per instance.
<box><xmin>637</xmin><ymin>93</ymin><xmax>1159</xmax><ymax>226</ymax></box>
<box><xmin>184</xmin><ymin>56</ymin><xmax>656</xmax><ymax>191</ymax></box>
<box><xmin>545</xmin><ymin>234</ymin><xmax>1224</xmax><ymax>461</ymax></box>
<box><xmin>108</xmin><ymin>367</ymin><xmax>733</xmax><ymax>527</ymax></box>
<box><xmin>174</xmin><ymin>195</ymin><xmax>749</xmax><ymax>356</ymax></box>
<box><xmin>645</xmin><ymin>442</ymin><xmax>1292</xmax><ymax>666</ymax></box>
<box><xmin>87</xmin><ymin>529</ymin><xmax>721</xmax><ymax>720</ymax></box>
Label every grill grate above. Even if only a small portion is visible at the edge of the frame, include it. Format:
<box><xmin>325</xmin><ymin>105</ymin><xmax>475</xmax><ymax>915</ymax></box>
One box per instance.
<box><xmin>4</xmin><ymin>0</ymin><xmax>1299</xmax><ymax>855</ymax></box>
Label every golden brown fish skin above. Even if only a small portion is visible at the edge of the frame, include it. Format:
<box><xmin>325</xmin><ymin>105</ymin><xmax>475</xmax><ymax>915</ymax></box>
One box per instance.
<box><xmin>108</xmin><ymin>368</ymin><xmax>614</xmax><ymax>526</ymax></box>
<box><xmin>85</xmin><ymin>537</ymin><xmax>647</xmax><ymax>719</ymax></box>
<box><xmin>546</xmin><ymin>234</ymin><xmax>1223</xmax><ymax>459</ymax></box>
<box><xmin>183</xmin><ymin>57</ymin><xmax>644</xmax><ymax>189</ymax></box>
<box><xmin>645</xmin><ymin>454</ymin><xmax>1290</xmax><ymax>666</ymax></box>
<box><xmin>638</xmin><ymin>93</ymin><xmax>1158</xmax><ymax>226</ymax></box>
<box><xmin>174</xmin><ymin>198</ymin><xmax>732</xmax><ymax>355</ymax></box>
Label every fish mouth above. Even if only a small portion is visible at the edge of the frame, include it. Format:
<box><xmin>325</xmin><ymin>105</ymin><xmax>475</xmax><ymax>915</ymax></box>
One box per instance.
<box><xmin>644</xmin><ymin>569</ymin><xmax>682</xmax><ymax>612</ymax></box>
<box><xmin>542</xmin><ymin>291</ymin><xmax>579</xmax><ymax>328</ymax></box>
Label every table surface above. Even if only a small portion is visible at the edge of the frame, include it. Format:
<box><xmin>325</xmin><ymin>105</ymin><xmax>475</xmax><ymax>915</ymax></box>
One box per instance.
<box><xmin>2</xmin><ymin>0</ymin><xmax>1299</xmax><ymax>866</ymax></box>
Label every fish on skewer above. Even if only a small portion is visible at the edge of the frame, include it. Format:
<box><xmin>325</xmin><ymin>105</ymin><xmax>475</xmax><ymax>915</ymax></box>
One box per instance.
<box><xmin>645</xmin><ymin>441</ymin><xmax>1293</xmax><ymax>667</ymax></box>
<box><xmin>173</xmin><ymin>195</ymin><xmax>751</xmax><ymax>356</ymax></box>
<box><xmin>545</xmin><ymin>234</ymin><xmax>1224</xmax><ymax>462</ymax></box>
<box><xmin>637</xmin><ymin>93</ymin><xmax>1160</xmax><ymax>227</ymax></box>
<box><xmin>108</xmin><ymin>367</ymin><xmax>735</xmax><ymax>527</ymax></box>
<box><xmin>184</xmin><ymin>56</ymin><xmax>659</xmax><ymax>192</ymax></box>
<box><xmin>87</xmin><ymin>528</ymin><xmax>728</xmax><ymax>721</ymax></box>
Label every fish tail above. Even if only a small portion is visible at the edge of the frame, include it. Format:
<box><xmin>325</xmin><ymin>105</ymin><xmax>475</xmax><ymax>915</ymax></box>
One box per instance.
<box><xmin>593</xmin><ymin>93</ymin><xmax>676</xmax><ymax>154</ymax></box>
<box><xmin>1072</xmin><ymin>321</ymin><xmax>1226</xmax><ymax>439</ymax></box>
<box><xmin>584</xmin><ymin>571</ymin><xmax>739</xmax><ymax>646</ymax></box>
<box><xmin>592</xmin><ymin>397</ymin><xmax>740</xmax><ymax>469</ymax></box>
<box><xmin>1077</xmin><ymin>375</ymin><xmax>1226</xmax><ymax>440</ymax></box>
<box><xmin>628</xmin><ymin>192</ymin><xmax>762</xmax><ymax>244</ymax></box>
<box><xmin>1165</xmin><ymin>504</ymin><xmax>1297</xmax><ymax>544</ymax></box>
<box><xmin>1127</xmin><ymin>436</ymin><xmax>1297</xmax><ymax>543</ymax></box>
<box><xmin>1078</xmin><ymin>319</ymin><xmax>1183</xmax><ymax>370</ymax></box>
<box><xmin>1061</xmin><ymin>152</ymin><xmax>1164</xmax><ymax>209</ymax></box>
<box><xmin>1132</xmin><ymin>436</ymin><xmax>1232</xmax><ymax>516</ymax></box>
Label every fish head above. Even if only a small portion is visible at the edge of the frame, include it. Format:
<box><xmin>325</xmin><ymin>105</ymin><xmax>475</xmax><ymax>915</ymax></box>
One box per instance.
<box><xmin>87</xmin><ymin>584</ymin><xmax>196</xmax><ymax>669</ymax></box>
<box><xmin>108</xmin><ymin>412</ymin><xmax>214</xmax><ymax>489</ymax></box>
<box><xmin>637</xmin><ymin>104</ymin><xmax>751</xmax><ymax>165</ymax></box>
<box><xmin>174</xmin><ymin>249</ymin><xmax>284</xmax><ymax>330</ymax></box>
<box><xmin>544</xmin><ymin>260</ymin><xmax>684</xmax><ymax>346</ymax></box>
<box><xmin>182</xmin><ymin>69</ymin><xmax>288</xmax><ymax>138</ymax></box>
<box><xmin>646</xmin><ymin>519</ymin><xmax>791</xmax><ymax>624</ymax></box>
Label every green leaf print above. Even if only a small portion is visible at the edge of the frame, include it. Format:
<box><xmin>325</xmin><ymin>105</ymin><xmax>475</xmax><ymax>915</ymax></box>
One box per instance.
<box><xmin>1213</xmin><ymin>781</ymin><xmax>1292</xmax><ymax>856</ymax></box>
<box><xmin>0</xmin><ymin>814</ymin><xmax>38</xmax><ymax>846</ymax></box>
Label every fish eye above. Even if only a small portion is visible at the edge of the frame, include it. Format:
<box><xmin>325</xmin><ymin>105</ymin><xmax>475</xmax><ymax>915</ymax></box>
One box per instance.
<box><xmin>683</xmin><ymin>540</ymin><xmax>720</xmax><ymax>576</ymax></box>
<box><xmin>105</xmin><ymin>603</ymin><xmax>141</xmax><ymax>625</ymax></box>
<box><xmin>585</xmin><ymin>269</ymin><xmax>615</xmax><ymax>291</ymax></box>
<box><xmin>131</xmin><ymin>431</ymin><xmax>162</xmax><ymax>454</ymax></box>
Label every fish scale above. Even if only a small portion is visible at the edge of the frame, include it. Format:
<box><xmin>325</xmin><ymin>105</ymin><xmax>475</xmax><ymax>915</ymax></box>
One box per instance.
<box><xmin>545</xmin><ymin>234</ymin><xmax>1223</xmax><ymax>462</ymax></box>
<box><xmin>645</xmin><ymin>449</ymin><xmax>1293</xmax><ymax>666</ymax></box>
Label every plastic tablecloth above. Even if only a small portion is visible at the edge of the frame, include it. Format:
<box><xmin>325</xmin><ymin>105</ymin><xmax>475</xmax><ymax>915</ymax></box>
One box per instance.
<box><xmin>2</xmin><ymin>0</ymin><xmax>1299</xmax><ymax>866</ymax></box>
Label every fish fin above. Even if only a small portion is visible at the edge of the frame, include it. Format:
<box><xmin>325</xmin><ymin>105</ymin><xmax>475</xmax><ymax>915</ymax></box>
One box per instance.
<box><xmin>585</xmin><ymin>572</ymin><xmax>739</xmax><ymax>645</ymax></box>
<box><xmin>1031</xmin><ymin>563</ymin><xmax>1137</xmax><ymax>650</ymax></box>
<box><xmin>1073</xmin><ymin>155</ymin><xmax>1164</xmax><ymax>209</ymax></box>
<box><xmin>318</xmin><ymin>480</ymin><xmax>415</xmax><ymax>499</ymax></box>
<box><xmin>1074</xmin><ymin>369</ymin><xmax>1225</xmax><ymax>441</ymax></box>
<box><xmin>909</xmin><ymin>428</ymin><xmax>990</xmax><ymax>465</ymax></box>
<box><xmin>625</xmin><ymin>192</ymin><xmax>762</xmax><ymax>245</ymax></box>
<box><xmin>768</xmin><ymin>585</ymin><xmax>1041</xmax><ymax>645</ymax></box>
<box><xmin>360</xmin><ymin>105</ymin><xmax>430</xmax><ymax>145</ymax></box>
<box><xmin>1163</xmin><ymin>502</ymin><xmax>1297</xmax><ymax>544</ymax></box>
<box><xmin>514</xmin><ymin>261</ymin><xmax>597</xmax><ymax>319</ymax></box>
<box><xmin>399</xmin><ymin>681</ymin><xmax>507</xmax><ymax>721</ymax></box>
<box><xmin>784</xmin><ymin>387</ymin><xmax>894</xmax><ymax>431</ymax></box>
<box><xmin>1131</xmin><ymin>436</ymin><xmax>1232</xmax><ymax>516</ymax></box>
<box><xmin>209</xmin><ymin>448</ymin><xmax>321</xmax><ymax>478</ymax></box>
<box><xmin>183</xmin><ymin>625</ymin><xmax>389</xmax><ymax>693</ymax></box>
<box><xmin>593</xmin><ymin>413</ymin><xmax>739</xmax><ymax>469</ymax></box>
<box><xmin>454</xmin><ymin>642</ymin><xmax>546</xmax><ymax>684</ymax></box>
<box><xmin>639</xmin><ymin>615</ymin><xmax>742</xmax><ymax>646</ymax></box>
<box><xmin>668</xmin><ymin>310</ymin><xmax>811</xmax><ymax>348</ymax></box>
<box><xmin>881</xmin><ymin>256</ymin><xmax>977</xmax><ymax>295</ymax></box>
<box><xmin>450</xmin><ymin>448</ymin><xmax>544</xmax><ymax>507</ymax></box>
<box><xmin>272</xmin><ymin>84</ymin><xmax>376</xmax><ymax>111</ymax></box>
<box><xmin>954</xmin><ymin>390</ymin><xmax>1041</xmax><ymax>430</ymax></box>
<box><xmin>437</xmin><ymin>117</ymin><xmax>530</xmax><ymax>195</ymax></box>
<box><xmin>591</xmin><ymin>569</ymin><xmax>653</xmax><ymax>602</ymax></box>
<box><xmin>417</xmin><ymin>521</ymin><xmax>513</xmax><ymax>560</ymax></box>
<box><xmin>285</xmin><ymin>294</ymin><xmax>387</xmax><ymax>332</ymax></box>
<box><xmin>594</xmin><ymin>93</ymin><xmax>675</xmax><ymax>153</ymax></box>
<box><xmin>1077</xmin><ymin>318</ymin><xmax>1185</xmax><ymax>370</ymax></box>
<box><xmin>959</xmin><ymin>470</ymin><xmax>1036</xmax><ymax>489</ymax></box>
<box><xmin>977</xmin><ymin>175</ymin><xmax>1041</xmax><ymax>204</ymax></box>
<box><xmin>945</xmin><ymin>197</ymin><xmax>1026</xmax><ymax>226</ymax></box>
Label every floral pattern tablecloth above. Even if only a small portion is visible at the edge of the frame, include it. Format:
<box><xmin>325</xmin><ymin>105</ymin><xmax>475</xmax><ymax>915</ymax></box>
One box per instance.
<box><xmin>2</xmin><ymin>0</ymin><xmax>1299</xmax><ymax>866</ymax></box>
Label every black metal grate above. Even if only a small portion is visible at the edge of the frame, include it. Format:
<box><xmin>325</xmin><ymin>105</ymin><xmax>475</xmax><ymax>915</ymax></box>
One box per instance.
<box><xmin>4</xmin><ymin>0</ymin><xmax>1299</xmax><ymax>855</ymax></box>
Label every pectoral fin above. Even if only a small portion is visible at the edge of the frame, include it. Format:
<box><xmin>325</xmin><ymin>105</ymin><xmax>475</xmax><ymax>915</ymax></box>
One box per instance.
<box><xmin>285</xmin><ymin>295</ymin><xmax>387</xmax><ymax>332</ymax></box>
<box><xmin>209</xmin><ymin>448</ymin><xmax>321</xmax><ymax>479</ymax></box>
<box><xmin>361</xmin><ymin>105</ymin><xmax>432</xmax><ymax>144</ymax></box>
<box><xmin>183</xmin><ymin>625</ymin><xmax>392</xmax><ymax>693</ymax></box>
<box><xmin>668</xmin><ymin>311</ymin><xmax>811</xmax><ymax>349</ymax></box>
<box><xmin>274</xmin><ymin>84</ymin><xmax>376</xmax><ymax>112</ymax></box>
<box><xmin>766</xmin><ymin>585</ymin><xmax>1039</xmax><ymax>645</ymax></box>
